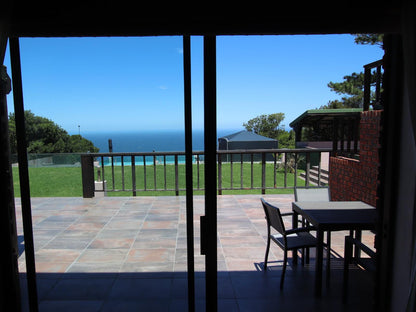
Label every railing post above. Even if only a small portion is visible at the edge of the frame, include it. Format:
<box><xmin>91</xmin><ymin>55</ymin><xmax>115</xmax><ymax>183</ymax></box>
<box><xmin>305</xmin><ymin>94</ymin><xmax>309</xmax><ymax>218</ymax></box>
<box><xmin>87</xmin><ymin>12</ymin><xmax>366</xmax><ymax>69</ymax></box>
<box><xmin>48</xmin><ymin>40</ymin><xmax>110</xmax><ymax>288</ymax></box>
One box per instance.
<box><xmin>240</xmin><ymin>153</ymin><xmax>243</xmax><ymax>189</ymax></box>
<box><xmin>294</xmin><ymin>153</ymin><xmax>298</xmax><ymax>188</ymax></box>
<box><xmin>121</xmin><ymin>155</ymin><xmax>125</xmax><ymax>191</ymax></box>
<box><xmin>284</xmin><ymin>152</ymin><xmax>288</xmax><ymax>188</ymax></box>
<box><xmin>101</xmin><ymin>156</ymin><xmax>105</xmax><ymax>187</ymax></box>
<box><xmin>230</xmin><ymin>153</ymin><xmax>234</xmax><ymax>189</ymax></box>
<box><xmin>318</xmin><ymin>152</ymin><xmax>322</xmax><ymax>186</ymax></box>
<box><xmin>164</xmin><ymin>155</ymin><xmax>167</xmax><ymax>190</ymax></box>
<box><xmin>131</xmin><ymin>156</ymin><xmax>136</xmax><ymax>196</ymax></box>
<box><xmin>340</xmin><ymin>120</ymin><xmax>345</xmax><ymax>153</ymax></box>
<box><xmin>363</xmin><ymin>65</ymin><xmax>371</xmax><ymax>111</ymax></box>
<box><xmin>354</xmin><ymin>118</ymin><xmax>359</xmax><ymax>154</ymax></box>
<box><xmin>175</xmin><ymin>154</ymin><xmax>179</xmax><ymax>196</ymax></box>
<box><xmin>273</xmin><ymin>152</ymin><xmax>277</xmax><ymax>188</ymax></box>
<box><xmin>376</xmin><ymin>64</ymin><xmax>382</xmax><ymax>106</ymax></box>
<box><xmin>250</xmin><ymin>153</ymin><xmax>254</xmax><ymax>189</ymax></box>
<box><xmin>218</xmin><ymin>154</ymin><xmax>222</xmax><ymax>195</ymax></box>
<box><xmin>143</xmin><ymin>156</ymin><xmax>147</xmax><ymax>191</ymax></box>
<box><xmin>81</xmin><ymin>154</ymin><xmax>95</xmax><ymax>198</ymax></box>
<box><xmin>261</xmin><ymin>152</ymin><xmax>266</xmax><ymax>194</ymax></box>
<box><xmin>332</xmin><ymin>118</ymin><xmax>340</xmax><ymax>155</ymax></box>
<box><xmin>305</xmin><ymin>152</ymin><xmax>310</xmax><ymax>187</ymax></box>
<box><xmin>153</xmin><ymin>154</ymin><xmax>157</xmax><ymax>191</ymax></box>
<box><xmin>197</xmin><ymin>154</ymin><xmax>201</xmax><ymax>190</ymax></box>
<box><xmin>111</xmin><ymin>154</ymin><xmax>115</xmax><ymax>190</ymax></box>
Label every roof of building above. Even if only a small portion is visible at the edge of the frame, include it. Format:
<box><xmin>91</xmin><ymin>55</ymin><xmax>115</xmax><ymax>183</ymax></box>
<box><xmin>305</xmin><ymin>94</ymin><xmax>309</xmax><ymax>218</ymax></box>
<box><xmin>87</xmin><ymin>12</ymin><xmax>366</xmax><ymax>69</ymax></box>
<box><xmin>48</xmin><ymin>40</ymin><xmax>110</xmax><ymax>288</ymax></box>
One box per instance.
<box><xmin>219</xmin><ymin>130</ymin><xmax>277</xmax><ymax>142</ymax></box>
<box><xmin>289</xmin><ymin>108</ymin><xmax>363</xmax><ymax>129</ymax></box>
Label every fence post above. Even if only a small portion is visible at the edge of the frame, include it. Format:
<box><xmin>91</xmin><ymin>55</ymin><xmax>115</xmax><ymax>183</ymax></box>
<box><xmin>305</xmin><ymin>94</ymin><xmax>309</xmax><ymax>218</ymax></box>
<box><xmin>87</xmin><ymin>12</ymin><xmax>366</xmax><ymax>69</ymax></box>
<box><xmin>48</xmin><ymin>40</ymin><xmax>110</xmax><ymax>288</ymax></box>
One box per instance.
<box><xmin>305</xmin><ymin>152</ymin><xmax>310</xmax><ymax>187</ymax></box>
<box><xmin>131</xmin><ymin>156</ymin><xmax>136</xmax><ymax>196</ymax></box>
<box><xmin>261</xmin><ymin>152</ymin><xmax>266</xmax><ymax>194</ymax></box>
<box><xmin>363</xmin><ymin>65</ymin><xmax>371</xmax><ymax>111</ymax></box>
<box><xmin>284</xmin><ymin>152</ymin><xmax>288</xmax><ymax>188</ymax></box>
<box><xmin>197</xmin><ymin>154</ymin><xmax>200</xmax><ymax>190</ymax></box>
<box><xmin>153</xmin><ymin>154</ymin><xmax>157</xmax><ymax>191</ymax></box>
<box><xmin>218</xmin><ymin>154</ymin><xmax>222</xmax><ymax>195</ymax></box>
<box><xmin>240</xmin><ymin>153</ymin><xmax>244</xmax><ymax>189</ymax></box>
<box><xmin>251</xmin><ymin>154</ymin><xmax>254</xmax><ymax>189</ymax></box>
<box><xmin>175</xmin><ymin>155</ymin><xmax>179</xmax><ymax>196</ymax></box>
<box><xmin>81</xmin><ymin>154</ymin><xmax>94</xmax><ymax>198</ymax></box>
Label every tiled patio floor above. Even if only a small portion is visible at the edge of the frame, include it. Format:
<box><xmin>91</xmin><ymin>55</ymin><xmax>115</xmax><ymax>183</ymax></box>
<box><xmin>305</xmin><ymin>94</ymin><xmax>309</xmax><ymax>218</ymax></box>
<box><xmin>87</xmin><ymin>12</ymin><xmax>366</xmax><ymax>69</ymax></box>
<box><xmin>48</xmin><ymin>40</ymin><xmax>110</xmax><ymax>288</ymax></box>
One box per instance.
<box><xmin>15</xmin><ymin>194</ymin><xmax>375</xmax><ymax>311</ymax></box>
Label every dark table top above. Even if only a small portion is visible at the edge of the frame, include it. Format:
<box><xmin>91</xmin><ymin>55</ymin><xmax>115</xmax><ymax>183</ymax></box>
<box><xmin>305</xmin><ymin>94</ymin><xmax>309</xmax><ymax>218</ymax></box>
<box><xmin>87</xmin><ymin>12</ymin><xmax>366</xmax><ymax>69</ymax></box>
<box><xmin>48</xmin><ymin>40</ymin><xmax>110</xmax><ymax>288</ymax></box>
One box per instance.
<box><xmin>292</xmin><ymin>201</ymin><xmax>377</xmax><ymax>231</ymax></box>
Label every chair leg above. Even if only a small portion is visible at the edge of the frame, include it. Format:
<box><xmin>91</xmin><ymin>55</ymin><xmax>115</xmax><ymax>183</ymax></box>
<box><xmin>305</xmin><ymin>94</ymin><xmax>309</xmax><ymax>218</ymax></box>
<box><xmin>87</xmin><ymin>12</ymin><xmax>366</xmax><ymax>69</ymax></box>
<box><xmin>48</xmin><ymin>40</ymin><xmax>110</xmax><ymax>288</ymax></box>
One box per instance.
<box><xmin>326</xmin><ymin>231</ymin><xmax>331</xmax><ymax>286</ymax></box>
<box><xmin>280</xmin><ymin>250</ymin><xmax>288</xmax><ymax>290</ymax></box>
<box><xmin>301</xmin><ymin>248</ymin><xmax>304</xmax><ymax>266</ymax></box>
<box><xmin>305</xmin><ymin>220</ymin><xmax>310</xmax><ymax>264</ymax></box>
<box><xmin>264</xmin><ymin>235</ymin><xmax>270</xmax><ymax>270</ymax></box>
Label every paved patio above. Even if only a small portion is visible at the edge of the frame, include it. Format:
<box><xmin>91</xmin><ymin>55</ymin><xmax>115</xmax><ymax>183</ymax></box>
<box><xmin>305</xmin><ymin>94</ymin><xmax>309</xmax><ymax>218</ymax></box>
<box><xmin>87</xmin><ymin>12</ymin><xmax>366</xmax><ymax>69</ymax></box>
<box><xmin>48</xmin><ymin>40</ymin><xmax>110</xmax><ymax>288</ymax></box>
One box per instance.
<box><xmin>15</xmin><ymin>194</ymin><xmax>375</xmax><ymax>311</ymax></box>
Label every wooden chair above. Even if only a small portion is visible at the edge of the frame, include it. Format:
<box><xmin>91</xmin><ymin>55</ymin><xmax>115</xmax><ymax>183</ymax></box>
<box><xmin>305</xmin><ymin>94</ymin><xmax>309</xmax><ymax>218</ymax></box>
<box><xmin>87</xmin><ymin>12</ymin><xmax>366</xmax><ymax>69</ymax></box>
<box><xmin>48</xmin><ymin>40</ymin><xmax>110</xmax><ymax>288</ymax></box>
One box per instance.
<box><xmin>261</xmin><ymin>198</ymin><xmax>317</xmax><ymax>289</ymax></box>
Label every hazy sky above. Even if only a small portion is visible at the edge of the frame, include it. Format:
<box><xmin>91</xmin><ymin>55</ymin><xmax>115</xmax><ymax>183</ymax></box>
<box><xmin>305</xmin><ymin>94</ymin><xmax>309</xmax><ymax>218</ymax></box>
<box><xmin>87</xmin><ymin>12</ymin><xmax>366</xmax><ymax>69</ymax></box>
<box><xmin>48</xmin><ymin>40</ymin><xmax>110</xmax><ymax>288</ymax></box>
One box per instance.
<box><xmin>3</xmin><ymin>35</ymin><xmax>384</xmax><ymax>134</ymax></box>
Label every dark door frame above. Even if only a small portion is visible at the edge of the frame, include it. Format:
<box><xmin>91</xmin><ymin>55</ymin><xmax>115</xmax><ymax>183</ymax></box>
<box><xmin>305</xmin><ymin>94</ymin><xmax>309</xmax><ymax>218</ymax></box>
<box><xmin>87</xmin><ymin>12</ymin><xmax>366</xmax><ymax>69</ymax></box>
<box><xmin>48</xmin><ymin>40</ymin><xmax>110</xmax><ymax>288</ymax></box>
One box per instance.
<box><xmin>1</xmin><ymin>31</ymin><xmax>409</xmax><ymax>312</ymax></box>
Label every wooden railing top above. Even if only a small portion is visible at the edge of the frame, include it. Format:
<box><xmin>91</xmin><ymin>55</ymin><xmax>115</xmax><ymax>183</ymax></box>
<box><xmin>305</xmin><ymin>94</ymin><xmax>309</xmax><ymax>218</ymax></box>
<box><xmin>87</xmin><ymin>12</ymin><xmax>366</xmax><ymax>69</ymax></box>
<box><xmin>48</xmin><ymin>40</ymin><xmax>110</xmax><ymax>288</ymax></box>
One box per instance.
<box><xmin>82</xmin><ymin>148</ymin><xmax>334</xmax><ymax>157</ymax></box>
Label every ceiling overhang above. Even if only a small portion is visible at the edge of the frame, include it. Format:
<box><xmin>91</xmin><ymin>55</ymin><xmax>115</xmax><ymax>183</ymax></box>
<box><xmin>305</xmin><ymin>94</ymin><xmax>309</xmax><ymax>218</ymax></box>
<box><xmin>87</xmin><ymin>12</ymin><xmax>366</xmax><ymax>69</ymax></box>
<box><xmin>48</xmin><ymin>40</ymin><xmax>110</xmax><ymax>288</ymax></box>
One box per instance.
<box><xmin>3</xmin><ymin>2</ymin><xmax>402</xmax><ymax>38</ymax></box>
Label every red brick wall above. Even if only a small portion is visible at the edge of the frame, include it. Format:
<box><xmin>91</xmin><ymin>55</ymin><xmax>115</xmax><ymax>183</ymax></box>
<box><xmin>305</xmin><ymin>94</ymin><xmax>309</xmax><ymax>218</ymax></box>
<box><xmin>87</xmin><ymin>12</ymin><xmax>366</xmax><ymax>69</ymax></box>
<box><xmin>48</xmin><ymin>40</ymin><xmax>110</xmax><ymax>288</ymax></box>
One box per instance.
<box><xmin>329</xmin><ymin>110</ymin><xmax>382</xmax><ymax>206</ymax></box>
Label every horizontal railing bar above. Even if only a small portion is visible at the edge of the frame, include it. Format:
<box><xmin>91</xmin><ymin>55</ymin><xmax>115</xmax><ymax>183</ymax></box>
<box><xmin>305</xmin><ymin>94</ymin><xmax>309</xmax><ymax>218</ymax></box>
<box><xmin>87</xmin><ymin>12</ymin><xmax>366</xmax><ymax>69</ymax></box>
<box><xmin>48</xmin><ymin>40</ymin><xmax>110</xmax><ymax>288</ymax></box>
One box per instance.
<box><xmin>83</xmin><ymin>148</ymin><xmax>333</xmax><ymax>157</ymax></box>
<box><xmin>107</xmin><ymin>188</ymin><xmax>181</xmax><ymax>192</ymax></box>
<box><xmin>94</xmin><ymin>186</ymin><xmax>308</xmax><ymax>192</ymax></box>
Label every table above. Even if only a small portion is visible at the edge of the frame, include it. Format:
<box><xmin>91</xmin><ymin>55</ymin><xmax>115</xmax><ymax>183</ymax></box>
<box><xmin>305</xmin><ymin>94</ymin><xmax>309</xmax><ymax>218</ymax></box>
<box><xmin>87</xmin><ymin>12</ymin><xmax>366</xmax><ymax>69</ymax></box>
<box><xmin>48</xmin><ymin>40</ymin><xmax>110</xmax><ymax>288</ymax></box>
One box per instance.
<box><xmin>292</xmin><ymin>201</ymin><xmax>377</xmax><ymax>297</ymax></box>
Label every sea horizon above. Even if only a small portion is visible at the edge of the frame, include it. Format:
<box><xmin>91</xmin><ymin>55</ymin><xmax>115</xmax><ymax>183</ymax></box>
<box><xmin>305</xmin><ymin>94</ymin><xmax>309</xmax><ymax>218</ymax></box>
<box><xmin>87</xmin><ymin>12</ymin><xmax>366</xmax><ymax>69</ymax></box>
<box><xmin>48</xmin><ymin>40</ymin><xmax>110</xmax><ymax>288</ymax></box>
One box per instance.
<box><xmin>80</xmin><ymin>129</ymin><xmax>243</xmax><ymax>153</ymax></box>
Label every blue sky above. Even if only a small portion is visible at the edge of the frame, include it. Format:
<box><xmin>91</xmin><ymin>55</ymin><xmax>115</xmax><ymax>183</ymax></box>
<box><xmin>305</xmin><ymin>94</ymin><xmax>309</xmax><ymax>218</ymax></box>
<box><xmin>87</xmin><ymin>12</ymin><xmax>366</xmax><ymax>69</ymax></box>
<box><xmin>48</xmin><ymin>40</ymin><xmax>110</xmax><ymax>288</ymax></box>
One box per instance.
<box><xmin>3</xmin><ymin>35</ymin><xmax>384</xmax><ymax>134</ymax></box>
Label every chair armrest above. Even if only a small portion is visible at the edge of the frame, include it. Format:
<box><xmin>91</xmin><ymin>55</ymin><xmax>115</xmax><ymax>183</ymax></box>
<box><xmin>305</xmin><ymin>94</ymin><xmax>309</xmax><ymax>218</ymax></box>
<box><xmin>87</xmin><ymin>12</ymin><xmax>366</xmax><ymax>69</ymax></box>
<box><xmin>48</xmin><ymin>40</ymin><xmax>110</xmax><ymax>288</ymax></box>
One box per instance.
<box><xmin>285</xmin><ymin>226</ymin><xmax>316</xmax><ymax>235</ymax></box>
<box><xmin>281</xmin><ymin>211</ymin><xmax>304</xmax><ymax>225</ymax></box>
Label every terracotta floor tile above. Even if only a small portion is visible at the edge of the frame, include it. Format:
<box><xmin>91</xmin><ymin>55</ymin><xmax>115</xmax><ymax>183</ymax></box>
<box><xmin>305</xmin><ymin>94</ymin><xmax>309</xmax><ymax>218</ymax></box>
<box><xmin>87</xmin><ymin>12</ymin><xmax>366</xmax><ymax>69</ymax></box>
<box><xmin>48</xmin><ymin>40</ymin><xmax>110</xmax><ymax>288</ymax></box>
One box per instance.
<box><xmin>35</xmin><ymin>262</ymin><xmax>73</xmax><ymax>273</ymax></box>
<box><xmin>126</xmin><ymin>248</ymin><xmax>175</xmax><ymax>263</ymax></box>
<box><xmin>35</xmin><ymin>249</ymin><xmax>82</xmax><ymax>263</ymax></box>
<box><xmin>142</xmin><ymin>220</ymin><xmax>178</xmax><ymax>229</ymax></box>
<box><xmin>89</xmin><ymin>238</ymin><xmax>135</xmax><ymax>249</ymax></box>
<box><xmin>77</xmin><ymin>249</ymin><xmax>128</xmax><ymax>263</ymax></box>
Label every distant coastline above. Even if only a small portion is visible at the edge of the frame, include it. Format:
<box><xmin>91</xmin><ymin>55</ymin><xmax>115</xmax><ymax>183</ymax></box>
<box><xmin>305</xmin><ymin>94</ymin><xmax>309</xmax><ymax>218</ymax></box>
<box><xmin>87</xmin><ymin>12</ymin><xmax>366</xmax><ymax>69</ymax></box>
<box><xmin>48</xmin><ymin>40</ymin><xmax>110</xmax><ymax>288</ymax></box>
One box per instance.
<box><xmin>82</xmin><ymin>129</ymin><xmax>242</xmax><ymax>153</ymax></box>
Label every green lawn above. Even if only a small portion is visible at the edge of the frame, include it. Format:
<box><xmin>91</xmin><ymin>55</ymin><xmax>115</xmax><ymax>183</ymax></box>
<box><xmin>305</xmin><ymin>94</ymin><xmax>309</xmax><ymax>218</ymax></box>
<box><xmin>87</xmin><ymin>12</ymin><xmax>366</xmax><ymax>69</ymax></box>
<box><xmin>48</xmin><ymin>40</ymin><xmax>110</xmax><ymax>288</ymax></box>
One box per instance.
<box><xmin>13</xmin><ymin>163</ymin><xmax>306</xmax><ymax>197</ymax></box>
<box><xmin>13</xmin><ymin>167</ymin><xmax>83</xmax><ymax>197</ymax></box>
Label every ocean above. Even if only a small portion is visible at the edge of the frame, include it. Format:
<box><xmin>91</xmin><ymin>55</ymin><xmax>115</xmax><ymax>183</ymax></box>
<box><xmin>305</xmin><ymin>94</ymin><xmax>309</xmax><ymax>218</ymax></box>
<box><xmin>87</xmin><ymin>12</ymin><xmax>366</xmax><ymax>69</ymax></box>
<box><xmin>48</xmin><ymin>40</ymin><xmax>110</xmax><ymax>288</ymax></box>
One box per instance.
<box><xmin>83</xmin><ymin>129</ymin><xmax>240</xmax><ymax>153</ymax></box>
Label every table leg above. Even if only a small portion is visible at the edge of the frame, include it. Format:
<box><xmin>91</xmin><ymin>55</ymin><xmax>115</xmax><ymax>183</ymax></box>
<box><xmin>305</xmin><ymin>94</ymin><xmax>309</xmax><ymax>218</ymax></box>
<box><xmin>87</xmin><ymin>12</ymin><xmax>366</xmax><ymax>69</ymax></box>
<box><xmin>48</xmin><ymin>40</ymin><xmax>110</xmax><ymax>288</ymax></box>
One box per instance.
<box><xmin>315</xmin><ymin>229</ymin><xmax>324</xmax><ymax>297</ymax></box>
<box><xmin>292</xmin><ymin>208</ymin><xmax>299</xmax><ymax>265</ymax></box>
<box><xmin>354</xmin><ymin>230</ymin><xmax>362</xmax><ymax>259</ymax></box>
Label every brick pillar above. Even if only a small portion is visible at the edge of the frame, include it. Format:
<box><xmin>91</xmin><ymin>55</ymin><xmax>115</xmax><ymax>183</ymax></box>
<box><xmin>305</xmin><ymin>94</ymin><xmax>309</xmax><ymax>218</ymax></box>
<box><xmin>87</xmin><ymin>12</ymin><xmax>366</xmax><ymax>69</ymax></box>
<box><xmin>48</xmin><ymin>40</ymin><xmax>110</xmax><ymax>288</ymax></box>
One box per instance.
<box><xmin>329</xmin><ymin>110</ymin><xmax>382</xmax><ymax>206</ymax></box>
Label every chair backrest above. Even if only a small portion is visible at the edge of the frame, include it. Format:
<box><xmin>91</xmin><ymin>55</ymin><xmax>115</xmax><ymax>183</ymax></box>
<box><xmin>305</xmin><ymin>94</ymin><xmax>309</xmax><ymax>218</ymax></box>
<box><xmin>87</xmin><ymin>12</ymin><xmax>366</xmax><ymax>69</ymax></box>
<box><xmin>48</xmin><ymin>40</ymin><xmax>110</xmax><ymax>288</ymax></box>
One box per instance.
<box><xmin>261</xmin><ymin>198</ymin><xmax>286</xmax><ymax>235</ymax></box>
<box><xmin>294</xmin><ymin>187</ymin><xmax>330</xmax><ymax>202</ymax></box>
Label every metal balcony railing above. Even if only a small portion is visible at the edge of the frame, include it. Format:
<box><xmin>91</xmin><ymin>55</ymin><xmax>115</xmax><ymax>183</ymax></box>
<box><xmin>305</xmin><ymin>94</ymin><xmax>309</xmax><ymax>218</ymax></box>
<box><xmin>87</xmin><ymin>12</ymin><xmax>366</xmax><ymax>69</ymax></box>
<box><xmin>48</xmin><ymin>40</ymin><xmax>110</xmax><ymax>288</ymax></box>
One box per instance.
<box><xmin>81</xmin><ymin>148</ymin><xmax>332</xmax><ymax>197</ymax></box>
